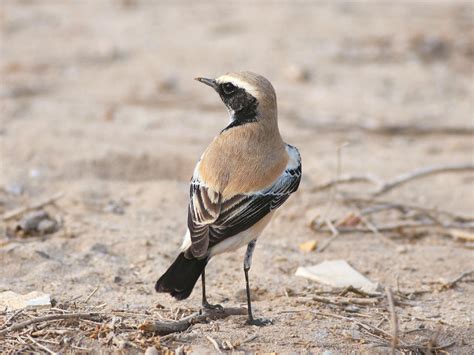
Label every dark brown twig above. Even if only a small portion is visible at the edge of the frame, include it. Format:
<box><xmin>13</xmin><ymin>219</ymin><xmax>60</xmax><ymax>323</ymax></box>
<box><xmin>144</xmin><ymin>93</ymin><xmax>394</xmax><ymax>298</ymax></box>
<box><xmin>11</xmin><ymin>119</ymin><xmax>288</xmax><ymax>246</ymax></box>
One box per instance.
<box><xmin>0</xmin><ymin>312</ymin><xmax>101</xmax><ymax>336</ymax></box>
<box><xmin>139</xmin><ymin>307</ymin><xmax>247</xmax><ymax>335</ymax></box>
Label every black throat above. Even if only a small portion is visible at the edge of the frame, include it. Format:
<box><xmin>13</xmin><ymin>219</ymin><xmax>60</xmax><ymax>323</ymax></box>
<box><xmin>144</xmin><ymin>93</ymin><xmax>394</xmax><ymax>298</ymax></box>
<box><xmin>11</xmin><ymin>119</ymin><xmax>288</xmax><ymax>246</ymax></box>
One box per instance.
<box><xmin>219</xmin><ymin>86</ymin><xmax>258</xmax><ymax>132</ymax></box>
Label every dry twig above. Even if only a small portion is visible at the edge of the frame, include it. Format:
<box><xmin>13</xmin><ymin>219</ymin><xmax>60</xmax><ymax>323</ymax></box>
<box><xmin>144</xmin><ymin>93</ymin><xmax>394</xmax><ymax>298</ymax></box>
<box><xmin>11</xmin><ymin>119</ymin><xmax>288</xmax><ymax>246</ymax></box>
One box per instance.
<box><xmin>316</xmin><ymin>218</ymin><xmax>340</xmax><ymax>252</ymax></box>
<box><xmin>316</xmin><ymin>220</ymin><xmax>473</xmax><ymax>235</ymax></box>
<box><xmin>84</xmin><ymin>286</ymin><xmax>99</xmax><ymax>303</ymax></box>
<box><xmin>343</xmin><ymin>197</ymin><xmax>473</xmax><ymax>223</ymax></box>
<box><xmin>440</xmin><ymin>269</ymin><xmax>474</xmax><ymax>290</ymax></box>
<box><xmin>311</xmin><ymin>174</ymin><xmax>382</xmax><ymax>193</ymax></box>
<box><xmin>385</xmin><ymin>287</ymin><xmax>398</xmax><ymax>354</ymax></box>
<box><xmin>300</xmin><ymin>295</ymin><xmax>380</xmax><ymax>306</ymax></box>
<box><xmin>312</xmin><ymin>164</ymin><xmax>474</xmax><ymax>196</ymax></box>
<box><xmin>372</xmin><ymin>164</ymin><xmax>474</xmax><ymax>196</ymax></box>
<box><xmin>2</xmin><ymin>192</ymin><xmax>65</xmax><ymax>221</ymax></box>
<box><xmin>27</xmin><ymin>335</ymin><xmax>57</xmax><ymax>355</ymax></box>
<box><xmin>206</xmin><ymin>335</ymin><xmax>222</xmax><ymax>353</ymax></box>
<box><xmin>303</xmin><ymin>122</ymin><xmax>474</xmax><ymax>136</ymax></box>
<box><xmin>139</xmin><ymin>307</ymin><xmax>246</xmax><ymax>335</ymax></box>
<box><xmin>0</xmin><ymin>312</ymin><xmax>101</xmax><ymax>336</ymax></box>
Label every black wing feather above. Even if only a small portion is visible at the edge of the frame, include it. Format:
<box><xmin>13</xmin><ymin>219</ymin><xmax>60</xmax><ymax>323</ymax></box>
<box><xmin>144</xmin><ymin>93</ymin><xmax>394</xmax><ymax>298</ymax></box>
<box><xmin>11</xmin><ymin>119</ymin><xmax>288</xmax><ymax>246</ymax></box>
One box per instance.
<box><xmin>187</xmin><ymin>152</ymin><xmax>301</xmax><ymax>257</ymax></box>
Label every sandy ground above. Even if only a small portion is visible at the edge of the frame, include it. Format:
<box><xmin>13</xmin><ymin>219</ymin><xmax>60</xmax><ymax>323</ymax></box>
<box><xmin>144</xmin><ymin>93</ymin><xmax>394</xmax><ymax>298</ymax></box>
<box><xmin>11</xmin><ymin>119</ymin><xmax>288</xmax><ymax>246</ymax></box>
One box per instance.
<box><xmin>1</xmin><ymin>1</ymin><xmax>473</xmax><ymax>353</ymax></box>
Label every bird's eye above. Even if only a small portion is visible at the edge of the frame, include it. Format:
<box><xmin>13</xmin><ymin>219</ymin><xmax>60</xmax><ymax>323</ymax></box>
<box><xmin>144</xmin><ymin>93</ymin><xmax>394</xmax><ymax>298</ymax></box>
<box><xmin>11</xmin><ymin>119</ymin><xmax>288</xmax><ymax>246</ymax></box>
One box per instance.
<box><xmin>222</xmin><ymin>82</ymin><xmax>236</xmax><ymax>95</ymax></box>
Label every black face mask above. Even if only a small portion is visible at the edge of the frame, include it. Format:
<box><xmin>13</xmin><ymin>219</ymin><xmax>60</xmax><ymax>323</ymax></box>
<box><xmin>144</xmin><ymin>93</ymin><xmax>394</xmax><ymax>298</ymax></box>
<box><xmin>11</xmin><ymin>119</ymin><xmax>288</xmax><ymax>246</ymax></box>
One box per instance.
<box><xmin>217</xmin><ymin>82</ymin><xmax>258</xmax><ymax>130</ymax></box>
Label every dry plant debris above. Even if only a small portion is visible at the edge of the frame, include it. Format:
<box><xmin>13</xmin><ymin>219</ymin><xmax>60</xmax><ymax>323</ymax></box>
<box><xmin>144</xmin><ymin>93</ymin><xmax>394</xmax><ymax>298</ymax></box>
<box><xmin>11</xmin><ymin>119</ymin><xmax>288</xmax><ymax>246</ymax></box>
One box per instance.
<box><xmin>309</xmin><ymin>163</ymin><xmax>474</xmax><ymax>252</ymax></box>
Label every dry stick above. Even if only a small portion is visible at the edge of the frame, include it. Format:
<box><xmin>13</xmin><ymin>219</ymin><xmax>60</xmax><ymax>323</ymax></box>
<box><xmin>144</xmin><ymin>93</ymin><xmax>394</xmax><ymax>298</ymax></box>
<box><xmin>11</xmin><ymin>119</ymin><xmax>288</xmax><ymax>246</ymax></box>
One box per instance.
<box><xmin>441</xmin><ymin>269</ymin><xmax>474</xmax><ymax>290</ymax></box>
<box><xmin>311</xmin><ymin>174</ymin><xmax>382</xmax><ymax>193</ymax></box>
<box><xmin>343</xmin><ymin>197</ymin><xmax>473</xmax><ymax>222</ymax></box>
<box><xmin>317</xmin><ymin>218</ymin><xmax>340</xmax><ymax>252</ymax></box>
<box><xmin>385</xmin><ymin>287</ymin><xmax>398</xmax><ymax>355</ymax></box>
<box><xmin>373</xmin><ymin>163</ymin><xmax>474</xmax><ymax>196</ymax></box>
<box><xmin>84</xmin><ymin>286</ymin><xmax>99</xmax><ymax>303</ymax></box>
<box><xmin>338</xmin><ymin>285</ymin><xmax>377</xmax><ymax>298</ymax></box>
<box><xmin>0</xmin><ymin>312</ymin><xmax>101</xmax><ymax>336</ymax></box>
<box><xmin>356</xmin><ymin>210</ymin><xmax>397</xmax><ymax>246</ymax></box>
<box><xmin>312</xmin><ymin>310</ymin><xmax>395</xmax><ymax>341</ymax></box>
<box><xmin>303</xmin><ymin>122</ymin><xmax>474</xmax><ymax>136</ymax></box>
<box><xmin>139</xmin><ymin>307</ymin><xmax>247</xmax><ymax>335</ymax></box>
<box><xmin>312</xmin><ymin>164</ymin><xmax>474</xmax><ymax>197</ymax></box>
<box><xmin>206</xmin><ymin>335</ymin><xmax>222</xmax><ymax>353</ymax></box>
<box><xmin>26</xmin><ymin>335</ymin><xmax>57</xmax><ymax>355</ymax></box>
<box><xmin>303</xmin><ymin>295</ymin><xmax>380</xmax><ymax>306</ymax></box>
<box><xmin>2</xmin><ymin>192</ymin><xmax>65</xmax><ymax>221</ymax></box>
<box><xmin>240</xmin><ymin>334</ymin><xmax>258</xmax><ymax>345</ymax></box>
<box><xmin>316</xmin><ymin>221</ymin><xmax>474</xmax><ymax>234</ymax></box>
<box><xmin>1</xmin><ymin>309</ymin><xmax>24</xmax><ymax>330</ymax></box>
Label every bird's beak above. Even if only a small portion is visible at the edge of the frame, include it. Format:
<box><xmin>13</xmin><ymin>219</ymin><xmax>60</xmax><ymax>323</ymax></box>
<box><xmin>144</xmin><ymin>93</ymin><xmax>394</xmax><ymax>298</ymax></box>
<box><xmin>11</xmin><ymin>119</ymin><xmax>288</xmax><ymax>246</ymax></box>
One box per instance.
<box><xmin>195</xmin><ymin>77</ymin><xmax>219</xmax><ymax>90</ymax></box>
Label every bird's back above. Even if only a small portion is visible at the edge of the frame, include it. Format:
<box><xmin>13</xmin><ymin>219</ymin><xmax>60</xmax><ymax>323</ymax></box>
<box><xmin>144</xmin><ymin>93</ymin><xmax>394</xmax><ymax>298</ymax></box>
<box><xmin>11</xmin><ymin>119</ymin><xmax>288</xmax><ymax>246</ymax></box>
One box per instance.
<box><xmin>198</xmin><ymin>122</ymin><xmax>288</xmax><ymax>200</ymax></box>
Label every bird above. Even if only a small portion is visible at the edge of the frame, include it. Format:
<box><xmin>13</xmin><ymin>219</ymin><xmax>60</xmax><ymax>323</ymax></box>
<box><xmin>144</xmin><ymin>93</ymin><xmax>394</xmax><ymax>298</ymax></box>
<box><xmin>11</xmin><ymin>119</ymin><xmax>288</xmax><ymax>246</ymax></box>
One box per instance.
<box><xmin>155</xmin><ymin>71</ymin><xmax>301</xmax><ymax>326</ymax></box>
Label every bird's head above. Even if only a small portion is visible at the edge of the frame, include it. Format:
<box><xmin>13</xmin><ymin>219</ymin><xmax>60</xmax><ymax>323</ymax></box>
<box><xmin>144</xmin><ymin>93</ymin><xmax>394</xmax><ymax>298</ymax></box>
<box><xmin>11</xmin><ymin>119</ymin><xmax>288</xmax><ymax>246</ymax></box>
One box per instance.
<box><xmin>195</xmin><ymin>71</ymin><xmax>277</xmax><ymax>129</ymax></box>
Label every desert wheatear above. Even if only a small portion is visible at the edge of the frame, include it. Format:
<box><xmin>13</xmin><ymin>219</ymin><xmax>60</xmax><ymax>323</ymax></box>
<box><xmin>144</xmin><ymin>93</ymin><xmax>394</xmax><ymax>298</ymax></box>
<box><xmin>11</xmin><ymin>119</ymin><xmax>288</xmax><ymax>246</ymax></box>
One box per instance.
<box><xmin>155</xmin><ymin>71</ymin><xmax>301</xmax><ymax>326</ymax></box>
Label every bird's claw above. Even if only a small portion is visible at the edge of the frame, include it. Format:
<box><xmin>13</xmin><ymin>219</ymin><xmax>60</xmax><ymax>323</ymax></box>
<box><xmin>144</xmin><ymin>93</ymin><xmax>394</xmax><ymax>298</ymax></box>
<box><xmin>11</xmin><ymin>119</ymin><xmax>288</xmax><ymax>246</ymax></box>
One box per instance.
<box><xmin>246</xmin><ymin>317</ymin><xmax>273</xmax><ymax>326</ymax></box>
<box><xmin>202</xmin><ymin>302</ymin><xmax>224</xmax><ymax>311</ymax></box>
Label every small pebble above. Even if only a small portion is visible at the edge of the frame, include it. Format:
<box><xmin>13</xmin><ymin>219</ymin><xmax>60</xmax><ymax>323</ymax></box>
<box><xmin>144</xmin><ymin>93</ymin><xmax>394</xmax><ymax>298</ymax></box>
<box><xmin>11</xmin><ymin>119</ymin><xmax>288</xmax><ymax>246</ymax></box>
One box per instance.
<box><xmin>18</xmin><ymin>210</ymin><xmax>52</xmax><ymax>233</ymax></box>
<box><xmin>284</xmin><ymin>64</ymin><xmax>311</xmax><ymax>83</ymax></box>
<box><xmin>90</xmin><ymin>243</ymin><xmax>109</xmax><ymax>254</ymax></box>
<box><xmin>344</xmin><ymin>305</ymin><xmax>361</xmax><ymax>313</ymax></box>
<box><xmin>145</xmin><ymin>346</ymin><xmax>159</xmax><ymax>355</ymax></box>
<box><xmin>37</xmin><ymin>219</ymin><xmax>58</xmax><ymax>234</ymax></box>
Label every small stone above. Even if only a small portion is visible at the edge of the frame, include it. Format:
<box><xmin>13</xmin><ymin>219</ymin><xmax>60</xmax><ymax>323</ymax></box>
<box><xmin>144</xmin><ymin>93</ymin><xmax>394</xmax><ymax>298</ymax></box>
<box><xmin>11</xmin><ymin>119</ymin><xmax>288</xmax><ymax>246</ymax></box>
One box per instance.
<box><xmin>37</xmin><ymin>219</ymin><xmax>58</xmax><ymax>234</ymax></box>
<box><xmin>144</xmin><ymin>346</ymin><xmax>159</xmax><ymax>355</ymax></box>
<box><xmin>18</xmin><ymin>210</ymin><xmax>48</xmax><ymax>233</ymax></box>
<box><xmin>396</xmin><ymin>245</ymin><xmax>408</xmax><ymax>254</ymax></box>
<box><xmin>18</xmin><ymin>210</ymin><xmax>58</xmax><ymax>235</ymax></box>
<box><xmin>104</xmin><ymin>199</ymin><xmax>128</xmax><ymax>215</ymax></box>
<box><xmin>284</xmin><ymin>64</ymin><xmax>311</xmax><ymax>82</ymax></box>
<box><xmin>90</xmin><ymin>243</ymin><xmax>109</xmax><ymax>254</ymax></box>
<box><xmin>344</xmin><ymin>305</ymin><xmax>360</xmax><ymax>313</ymax></box>
<box><xmin>114</xmin><ymin>276</ymin><xmax>122</xmax><ymax>283</ymax></box>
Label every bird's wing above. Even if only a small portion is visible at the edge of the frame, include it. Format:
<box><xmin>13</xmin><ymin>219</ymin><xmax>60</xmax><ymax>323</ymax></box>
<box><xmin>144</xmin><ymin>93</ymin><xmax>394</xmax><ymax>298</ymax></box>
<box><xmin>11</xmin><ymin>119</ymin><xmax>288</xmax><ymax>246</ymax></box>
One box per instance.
<box><xmin>208</xmin><ymin>161</ymin><xmax>301</xmax><ymax>247</ymax></box>
<box><xmin>187</xmin><ymin>180</ymin><xmax>221</xmax><ymax>258</ymax></box>
<box><xmin>187</xmin><ymin>147</ymin><xmax>301</xmax><ymax>258</ymax></box>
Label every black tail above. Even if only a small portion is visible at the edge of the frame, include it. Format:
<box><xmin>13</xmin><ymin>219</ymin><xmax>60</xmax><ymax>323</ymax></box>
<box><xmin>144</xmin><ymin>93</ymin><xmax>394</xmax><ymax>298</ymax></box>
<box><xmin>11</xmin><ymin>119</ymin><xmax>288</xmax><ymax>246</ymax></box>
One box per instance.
<box><xmin>155</xmin><ymin>252</ymin><xmax>208</xmax><ymax>300</ymax></box>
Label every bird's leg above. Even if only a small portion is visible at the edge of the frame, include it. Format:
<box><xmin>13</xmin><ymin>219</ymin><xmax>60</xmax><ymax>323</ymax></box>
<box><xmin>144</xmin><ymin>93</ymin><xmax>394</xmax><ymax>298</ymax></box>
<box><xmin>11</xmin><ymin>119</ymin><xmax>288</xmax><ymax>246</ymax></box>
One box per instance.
<box><xmin>244</xmin><ymin>240</ymin><xmax>273</xmax><ymax>326</ymax></box>
<box><xmin>201</xmin><ymin>268</ymin><xmax>223</xmax><ymax>310</ymax></box>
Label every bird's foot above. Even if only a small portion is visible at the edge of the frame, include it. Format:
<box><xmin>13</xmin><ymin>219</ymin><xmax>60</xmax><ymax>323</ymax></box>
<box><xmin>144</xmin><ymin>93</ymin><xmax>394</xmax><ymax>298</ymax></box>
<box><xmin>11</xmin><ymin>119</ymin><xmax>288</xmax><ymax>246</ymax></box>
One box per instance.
<box><xmin>202</xmin><ymin>301</ymin><xmax>224</xmax><ymax>311</ymax></box>
<box><xmin>246</xmin><ymin>317</ymin><xmax>273</xmax><ymax>326</ymax></box>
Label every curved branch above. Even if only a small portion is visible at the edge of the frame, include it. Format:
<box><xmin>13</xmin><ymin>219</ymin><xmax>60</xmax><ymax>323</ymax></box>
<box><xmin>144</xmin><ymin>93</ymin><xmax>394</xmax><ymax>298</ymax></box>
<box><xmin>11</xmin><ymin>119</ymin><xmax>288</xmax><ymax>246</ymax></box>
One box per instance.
<box><xmin>139</xmin><ymin>307</ymin><xmax>247</xmax><ymax>335</ymax></box>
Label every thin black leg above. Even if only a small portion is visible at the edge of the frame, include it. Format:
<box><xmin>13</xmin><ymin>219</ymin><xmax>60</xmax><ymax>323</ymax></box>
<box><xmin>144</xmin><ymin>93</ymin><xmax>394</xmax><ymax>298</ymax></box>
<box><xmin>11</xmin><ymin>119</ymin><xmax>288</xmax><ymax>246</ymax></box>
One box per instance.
<box><xmin>201</xmin><ymin>268</ymin><xmax>222</xmax><ymax>310</ymax></box>
<box><xmin>244</xmin><ymin>240</ymin><xmax>272</xmax><ymax>326</ymax></box>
